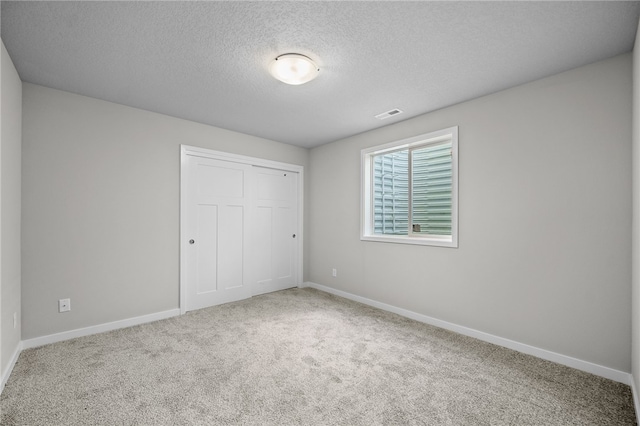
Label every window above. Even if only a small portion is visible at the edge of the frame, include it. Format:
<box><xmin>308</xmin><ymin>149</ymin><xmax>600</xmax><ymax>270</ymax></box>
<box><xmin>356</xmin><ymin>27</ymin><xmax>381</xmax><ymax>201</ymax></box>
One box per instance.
<box><xmin>361</xmin><ymin>127</ymin><xmax>458</xmax><ymax>247</ymax></box>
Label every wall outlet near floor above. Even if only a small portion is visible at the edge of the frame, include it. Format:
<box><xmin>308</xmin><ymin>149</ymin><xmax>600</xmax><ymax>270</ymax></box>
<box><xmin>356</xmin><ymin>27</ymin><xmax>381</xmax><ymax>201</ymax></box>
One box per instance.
<box><xmin>332</xmin><ymin>268</ymin><xmax>337</xmax><ymax>278</ymax></box>
<box><xmin>59</xmin><ymin>298</ymin><xmax>71</xmax><ymax>313</ymax></box>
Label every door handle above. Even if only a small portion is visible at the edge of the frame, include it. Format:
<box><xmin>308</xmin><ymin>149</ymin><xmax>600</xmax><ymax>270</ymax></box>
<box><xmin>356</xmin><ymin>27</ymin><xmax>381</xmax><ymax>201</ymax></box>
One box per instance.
<box><xmin>189</xmin><ymin>239</ymin><xmax>195</xmax><ymax>244</ymax></box>
<box><xmin>292</xmin><ymin>234</ymin><xmax>296</xmax><ymax>238</ymax></box>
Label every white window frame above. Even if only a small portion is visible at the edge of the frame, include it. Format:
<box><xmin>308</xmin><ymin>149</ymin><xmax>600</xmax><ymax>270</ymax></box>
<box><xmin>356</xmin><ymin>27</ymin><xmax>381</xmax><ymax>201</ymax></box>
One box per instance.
<box><xmin>361</xmin><ymin>126</ymin><xmax>458</xmax><ymax>248</ymax></box>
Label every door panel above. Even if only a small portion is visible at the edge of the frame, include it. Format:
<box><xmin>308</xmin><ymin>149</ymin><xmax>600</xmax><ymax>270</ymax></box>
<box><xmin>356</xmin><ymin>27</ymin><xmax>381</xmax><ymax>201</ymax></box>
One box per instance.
<box><xmin>195</xmin><ymin>204</ymin><xmax>218</xmax><ymax>294</ymax></box>
<box><xmin>197</xmin><ymin>164</ymin><xmax>244</xmax><ymax>198</ymax></box>
<box><xmin>252</xmin><ymin>167</ymin><xmax>298</xmax><ymax>295</ymax></box>
<box><xmin>186</xmin><ymin>156</ymin><xmax>252</xmax><ymax>311</ymax></box>
<box><xmin>258</xmin><ymin>172</ymin><xmax>291</xmax><ymax>201</ymax></box>
<box><xmin>183</xmin><ymin>152</ymin><xmax>300</xmax><ymax>312</ymax></box>
<box><xmin>274</xmin><ymin>206</ymin><xmax>293</xmax><ymax>279</ymax></box>
<box><xmin>218</xmin><ymin>205</ymin><xmax>244</xmax><ymax>290</ymax></box>
<box><xmin>255</xmin><ymin>206</ymin><xmax>272</xmax><ymax>286</ymax></box>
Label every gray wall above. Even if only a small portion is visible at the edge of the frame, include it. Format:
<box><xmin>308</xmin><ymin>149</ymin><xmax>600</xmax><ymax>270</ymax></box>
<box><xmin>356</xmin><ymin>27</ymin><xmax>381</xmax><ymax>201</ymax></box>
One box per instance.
<box><xmin>21</xmin><ymin>84</ymin><xmax>309</xmax><ymax>339</ymax></box>
<box><xmin>632</xmin><ymin>19</ymin><xmax>640</xmax><ymax>398</ymax></box>
<box><xmin>15</xmin><ymin>48</ymin><xmax>636</xmax><ymax>376</ymax></box>
<box><xmin>1</xmin><ymin>40</ymin><xmax>22</xmax><ymax>377</ymax></box>
<box><xmin>309</xmin><ymin>54</ymin><xmax>632</xmax><ymax>372</ymax></box>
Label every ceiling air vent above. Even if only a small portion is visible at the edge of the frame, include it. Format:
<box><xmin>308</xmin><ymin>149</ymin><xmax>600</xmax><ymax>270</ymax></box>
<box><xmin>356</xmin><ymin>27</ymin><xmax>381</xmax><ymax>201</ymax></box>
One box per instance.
<box><xmin>375</xmin><ymin>108</ymin><xmax>404</xmax><ymax>120</ymax></box>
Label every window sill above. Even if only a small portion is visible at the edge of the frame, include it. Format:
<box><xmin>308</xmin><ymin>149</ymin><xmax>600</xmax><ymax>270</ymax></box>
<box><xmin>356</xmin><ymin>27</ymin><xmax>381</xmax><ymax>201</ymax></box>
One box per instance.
<box><xmin>361</xmin><ymin>234</ymin><xmax>458</xmax><ymax>248</ymax></box>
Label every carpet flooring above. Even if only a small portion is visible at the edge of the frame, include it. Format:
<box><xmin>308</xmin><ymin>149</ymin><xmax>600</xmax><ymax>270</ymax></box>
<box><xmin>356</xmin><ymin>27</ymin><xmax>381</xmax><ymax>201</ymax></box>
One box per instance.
<box><xmin>0</xmin><ymin>288</ymin><xmax>636</xmax><ymax>425</ymax></box>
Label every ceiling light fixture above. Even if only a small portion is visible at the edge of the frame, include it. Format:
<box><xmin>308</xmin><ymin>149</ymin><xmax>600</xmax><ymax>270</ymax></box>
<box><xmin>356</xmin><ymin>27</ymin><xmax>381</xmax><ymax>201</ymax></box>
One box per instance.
<box><xmin>269</xmin><ymin>53</ymin><xmax>319</xmax><ymax>85</ymax></box>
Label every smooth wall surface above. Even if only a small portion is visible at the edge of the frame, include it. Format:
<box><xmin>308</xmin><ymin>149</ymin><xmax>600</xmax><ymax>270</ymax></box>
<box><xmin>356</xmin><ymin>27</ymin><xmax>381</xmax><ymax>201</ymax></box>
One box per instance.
<box><xmin>309</xmin><ymin>54</ymin><xmax>632</xmax><ymax>372</ymax></box>
<box><xmin>1</xmin><ymin>40</ymin><xmax>22</xmax><ymax>377</ymax></box>
<box><xmin>632</xmin><ymin>19</ymin><xmax>640</xmax><ymax>396</ymax></box>
<box><xmin>21</xmin><ymin>84</ymin><xmax>309</xmax><ymax>339</ymax></box>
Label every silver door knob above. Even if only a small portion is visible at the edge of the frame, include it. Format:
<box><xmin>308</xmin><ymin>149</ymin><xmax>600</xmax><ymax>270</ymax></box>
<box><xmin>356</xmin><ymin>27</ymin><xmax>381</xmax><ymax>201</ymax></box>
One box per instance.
<box><xmin>189</xmin><ymin>239</ymin><xmax>195</xmax><ymax>244</ymax></box>
<box><xmin>292</xmin><ymin>234</ymin><xmax>296</xmax><ymax>238</ymax></box>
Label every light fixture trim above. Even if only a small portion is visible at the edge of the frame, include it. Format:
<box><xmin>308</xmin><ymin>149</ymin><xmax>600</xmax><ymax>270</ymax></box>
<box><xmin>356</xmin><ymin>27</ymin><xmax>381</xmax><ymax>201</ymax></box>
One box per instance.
<box><xmin>269</xmin><ymin>53</ymin><xmax>320</xmax><ymax>85</ymax></box>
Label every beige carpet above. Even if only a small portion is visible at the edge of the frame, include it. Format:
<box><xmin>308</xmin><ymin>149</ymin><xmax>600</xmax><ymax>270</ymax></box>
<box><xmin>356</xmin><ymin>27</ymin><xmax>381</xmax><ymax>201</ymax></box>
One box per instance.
<box><xmin>1</xmin><ymin>288</ymin><xmax>636</xmax><ymax>425</ymax></box>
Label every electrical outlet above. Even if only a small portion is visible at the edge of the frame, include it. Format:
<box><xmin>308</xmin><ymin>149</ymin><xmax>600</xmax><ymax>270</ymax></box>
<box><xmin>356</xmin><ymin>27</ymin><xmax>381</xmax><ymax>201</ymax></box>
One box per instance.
<box><xmin>332</xmin><ymin>268</ymin><xmax>337</xmax><ymax>278</ymax></box>
<box><xmin>13</xmin><ymin>312</ymin><xmax>17</xmax><ymax>329</ymax></box>
<box><xmin>59</xmin><ymin>298</ymin><xmax>71</xmax><ymax>313</ymax></box>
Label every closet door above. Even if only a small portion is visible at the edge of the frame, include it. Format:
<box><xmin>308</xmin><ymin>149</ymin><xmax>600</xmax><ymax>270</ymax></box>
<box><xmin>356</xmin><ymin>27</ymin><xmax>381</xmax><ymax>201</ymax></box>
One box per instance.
<box><xmin>184</xmin><ymin>155</ymin><xmax>252</xmax><ymax>311</ymax></box>
<box><xmin>252</xmin><ymin>167</ymin><xmax>298</xmax><ymax>295</ymax></box>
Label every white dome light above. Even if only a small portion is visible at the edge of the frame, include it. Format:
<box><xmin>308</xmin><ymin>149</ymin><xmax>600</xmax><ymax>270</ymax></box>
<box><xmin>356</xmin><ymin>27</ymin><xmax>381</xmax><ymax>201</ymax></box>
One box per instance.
<box><xmin>269</xmin><ymin>53</ymin><xmax>319</xmax><ymax>85</ymax></box>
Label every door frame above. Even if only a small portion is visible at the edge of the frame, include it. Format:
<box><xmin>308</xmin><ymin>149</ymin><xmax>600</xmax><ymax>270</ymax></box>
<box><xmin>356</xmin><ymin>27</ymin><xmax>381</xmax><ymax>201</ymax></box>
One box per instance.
<box><xmin>180</xmin><ymin>145</ymin><xmax>304</xmax><ymax>315</ymax></box>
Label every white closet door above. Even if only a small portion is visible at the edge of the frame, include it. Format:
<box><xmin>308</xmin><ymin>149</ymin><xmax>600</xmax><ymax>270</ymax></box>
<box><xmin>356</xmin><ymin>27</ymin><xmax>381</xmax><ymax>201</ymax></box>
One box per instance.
<box><xmin>252</xmin><ymin>167</ymin><xmax>298</xmax><ymax>295</ymax></box>
<box><xmin>184</xmin><ymin>156</ymin><xmax>252</xmax><ymax>311</ymax></box>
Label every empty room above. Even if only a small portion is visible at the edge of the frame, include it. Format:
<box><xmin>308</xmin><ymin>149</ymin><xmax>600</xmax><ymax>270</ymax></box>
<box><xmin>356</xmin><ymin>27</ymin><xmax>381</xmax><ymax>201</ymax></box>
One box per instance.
<box><xmin>2</xmin><ymin>1</ymin><xmax>640</xmax><ymax>424</ymax></box>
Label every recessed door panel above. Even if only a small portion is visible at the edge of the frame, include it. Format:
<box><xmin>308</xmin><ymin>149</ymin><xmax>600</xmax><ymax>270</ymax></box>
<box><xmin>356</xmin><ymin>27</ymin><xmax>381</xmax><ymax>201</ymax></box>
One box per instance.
<box><xmin>196</xmin><ymin>204</ymin><xmax>218</xmax><ymax>294</ymax></box>
<box><xmin>257</xmin><ymin>172</ymin><xmax>293</xmax><ymax>201</ymax></box>
<box><xmin>197</xmin><ymin>164</ymin><xmax>244</xmax><ymax>198</ymax></box>
<box><xmin>255</xmin><ymin>206</ymin><xmax>273</xmax><ymax>286</ymax></box>
<box><xmin>274</xmin><ymin>206</ymin><xmax>293</xmax><ymax>279</ymax></box>
<box><xmin>219</xmin><ymin>205</ymin><xmax>244</xmax><ymax>290</ymax></box>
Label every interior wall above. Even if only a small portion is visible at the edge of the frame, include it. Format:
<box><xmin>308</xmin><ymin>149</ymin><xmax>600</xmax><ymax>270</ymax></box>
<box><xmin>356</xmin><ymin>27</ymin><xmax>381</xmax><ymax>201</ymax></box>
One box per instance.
<box><xmin>1</xmin><ymin>40</ymin><xmax>22</xmax><ymax>378</ymax></box>
<box><xmin>632</xmin><ymin>18</ymin><xmax>640</xmax><ymax>399</ymax></box>
<box><xmin>309</xmin><ymin>53</ymin><xmax>632</xmax><ymax>372</ymax></box>
<box><xmin>21</xmin><ymin>83</ymin><xmax>309</xmax><ymax>339</ymax></box>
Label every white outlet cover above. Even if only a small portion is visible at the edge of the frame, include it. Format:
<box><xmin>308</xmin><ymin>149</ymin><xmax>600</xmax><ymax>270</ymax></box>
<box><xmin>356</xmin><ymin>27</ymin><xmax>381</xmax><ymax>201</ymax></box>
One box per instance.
<box><xmin>59</xmin><ymin>298</ymin><xmax>71</xmax><ymax>313</ymax></box>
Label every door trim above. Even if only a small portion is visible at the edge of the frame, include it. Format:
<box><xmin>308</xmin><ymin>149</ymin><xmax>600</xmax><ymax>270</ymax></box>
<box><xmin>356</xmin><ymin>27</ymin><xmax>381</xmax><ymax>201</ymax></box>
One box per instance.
<box><xmin>180</xmin><ymin>145</ymin><xmax>304</xmax><ymax>314</ymax></box>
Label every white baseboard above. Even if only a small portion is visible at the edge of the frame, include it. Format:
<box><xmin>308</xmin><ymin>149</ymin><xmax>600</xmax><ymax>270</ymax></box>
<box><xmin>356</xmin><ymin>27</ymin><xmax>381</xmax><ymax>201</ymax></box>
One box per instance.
<box><xmin>302</xmin><ymin>281</ymin><xmax>632</xmax><ymax>385</ymax></box>
<box><xmin>4</xmin><ymin>286</ymin><xmax>635</xmax><ymax>396</ymax></box>
<box><xmin>21</xmin><ymin>308</ymin><xmax>181</xmax><ymax>350</ymax></box>
<box><xmin>1</xmin><ymin>341</ymin><xmax>23</xmax><ymax>393</ymax></box>
<box><xmin>631</xmin><ymin>375</ymin><xmax>640</xmax><ymax>424</ymax></box>
<box><xmin>1</xmin><ymin>308</ymin><xmax>181</xmax><ymax>395</ymax></box>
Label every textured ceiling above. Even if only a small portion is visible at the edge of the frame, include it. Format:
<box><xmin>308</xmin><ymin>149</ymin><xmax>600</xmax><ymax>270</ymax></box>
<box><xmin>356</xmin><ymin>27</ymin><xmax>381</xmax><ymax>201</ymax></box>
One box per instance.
<box><xmin>2</xmin><ymin>1</ymin><xmax>640</xmax><ymax>148</ymax></box>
